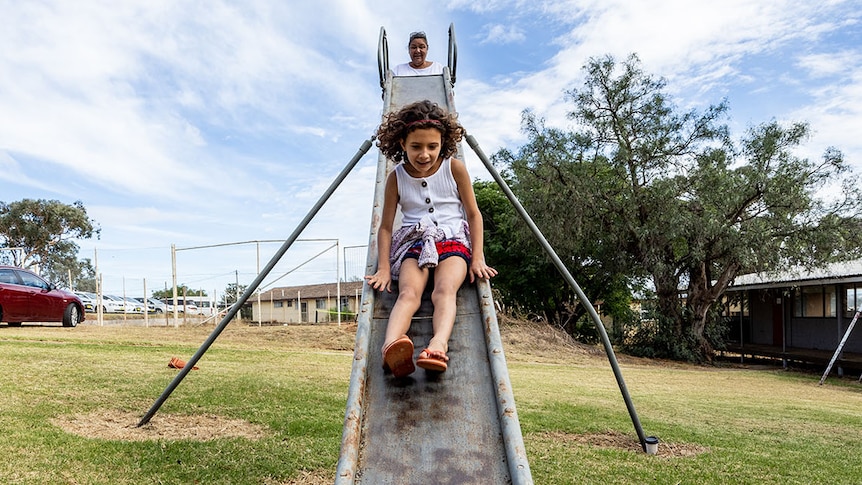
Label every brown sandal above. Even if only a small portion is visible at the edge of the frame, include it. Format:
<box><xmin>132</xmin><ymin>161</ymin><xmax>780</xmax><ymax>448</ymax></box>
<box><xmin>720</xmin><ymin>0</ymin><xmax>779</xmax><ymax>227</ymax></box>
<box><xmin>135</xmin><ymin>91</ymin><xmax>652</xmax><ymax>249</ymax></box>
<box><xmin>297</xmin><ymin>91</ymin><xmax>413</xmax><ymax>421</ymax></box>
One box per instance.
<box><xmin>416</xmin><ymin>348</ymin><xmax>448</xmax><ymax>372</ymax></box>
<box><xmin>382</xmin><ymin>336</ymin><xmax>415</xmax><ymax>377</ymax></box>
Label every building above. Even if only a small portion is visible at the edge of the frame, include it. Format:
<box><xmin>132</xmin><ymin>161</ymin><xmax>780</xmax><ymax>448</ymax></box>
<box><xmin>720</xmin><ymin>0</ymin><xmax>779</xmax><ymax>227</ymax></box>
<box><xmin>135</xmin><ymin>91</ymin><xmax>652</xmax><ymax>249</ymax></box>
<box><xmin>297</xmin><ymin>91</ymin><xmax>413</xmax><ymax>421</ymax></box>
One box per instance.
<box><xmin>252</xmin><ymin>281</ymin><xmax>365</xmax><ymax>324</ymax></box>
<box><xmin>722</xmin><ymin>259</ymin><xmax>862</xmax><ymax>371</ymax></box>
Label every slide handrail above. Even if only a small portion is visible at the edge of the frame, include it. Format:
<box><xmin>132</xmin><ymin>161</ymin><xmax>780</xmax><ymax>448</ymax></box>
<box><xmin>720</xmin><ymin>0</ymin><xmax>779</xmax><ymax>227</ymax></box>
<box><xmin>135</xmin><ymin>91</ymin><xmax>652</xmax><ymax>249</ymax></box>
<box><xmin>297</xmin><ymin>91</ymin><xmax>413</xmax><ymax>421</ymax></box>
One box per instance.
<box><xmin>447</xmin><ymin>22</ymin><xmax>457</xmax><ymax>86</ymax></box>
<box><xmin>377</xmin><ymin>26</ymin><xmax>389</xmax><ymax>93</ymax></box>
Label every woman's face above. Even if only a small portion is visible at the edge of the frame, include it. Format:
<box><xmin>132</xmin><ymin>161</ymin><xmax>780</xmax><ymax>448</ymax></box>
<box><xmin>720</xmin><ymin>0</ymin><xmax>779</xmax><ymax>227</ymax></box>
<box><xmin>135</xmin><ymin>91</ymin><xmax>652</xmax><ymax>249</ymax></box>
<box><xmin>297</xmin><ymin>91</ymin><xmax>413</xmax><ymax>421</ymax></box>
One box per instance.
<box><xmin>408</xmin><ymin>38</ymin><xmax>428</xmax><ymax>67</ymax></box>
<box><xmin>401</xmin><ymin>127</ymin><xmax>442</xmax><ymax>175</ymax></box>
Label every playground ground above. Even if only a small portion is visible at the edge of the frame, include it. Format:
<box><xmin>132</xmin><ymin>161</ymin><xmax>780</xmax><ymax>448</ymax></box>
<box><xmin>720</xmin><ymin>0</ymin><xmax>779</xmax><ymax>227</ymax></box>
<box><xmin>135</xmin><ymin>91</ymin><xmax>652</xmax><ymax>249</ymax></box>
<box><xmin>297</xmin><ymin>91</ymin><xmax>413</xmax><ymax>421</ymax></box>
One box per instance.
<box><xmin>2</xmin><ymin>317</ymin><xmax>861</xmax><ymax>484</ymax></box>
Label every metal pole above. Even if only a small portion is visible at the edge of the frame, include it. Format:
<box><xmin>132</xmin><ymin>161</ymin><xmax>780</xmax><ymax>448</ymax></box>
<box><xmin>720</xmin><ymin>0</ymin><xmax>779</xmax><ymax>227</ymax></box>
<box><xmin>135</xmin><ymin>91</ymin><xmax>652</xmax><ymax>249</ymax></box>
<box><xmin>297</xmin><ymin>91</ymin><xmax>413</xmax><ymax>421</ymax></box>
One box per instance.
<box><xmin>171</xmin><ymin>244</ymin><xmax>178</xmax><ymax>327</ymax></box>
<box><xmin>95</xmin><ymin>249</ymin><xmax>103</xmax><ymax>326</ymax></box>
<box><xmin>98</xmin><ymin>273</ymin><xmax>103</xmax><ymax>326</ymax></box>
<box><xmin>144</xmin><ymin>278</ymin><xmax>149</xmax><ymax>328</ymax></box>
<box><xmin>235</xmin><ymin>270</ymin><xmax>241</xmax><ymax>325</ymax></box>
<box><xmin>137</xmin><ymin>136</ymin><xmax>374</xmax><ymax>427</ymax></box>
<box><xmin>256</xmin><ymin>241</ymin><xmax>261</xmax><ymax>326</ymax></box>
<box><xmin>164</xmin><ymin>282</ymin><xmax>169</xmax><ymax>326</ymax></box>
<box><xmin>781</xmin><ymin>293</ymin><xmax>787</xmax><ymax>369</ymax></box>
<box><xmin>122</xmin><ymin>276</ymin><xmax>127</xmax><ymax>322</ymax></box>
<box><xmin>465</xmin><ymin>134</ymin><xmax>649</xmax><ymax>450</ymax></box>
<box><xmin>820</xmin><ymin>310</ymin><xmax>861</xmax><ymax>385</ymax></box>
<box><xmin>739</xmin><ymin>290</ymin><xmax>751</xmax><ymax>364</ymax></box>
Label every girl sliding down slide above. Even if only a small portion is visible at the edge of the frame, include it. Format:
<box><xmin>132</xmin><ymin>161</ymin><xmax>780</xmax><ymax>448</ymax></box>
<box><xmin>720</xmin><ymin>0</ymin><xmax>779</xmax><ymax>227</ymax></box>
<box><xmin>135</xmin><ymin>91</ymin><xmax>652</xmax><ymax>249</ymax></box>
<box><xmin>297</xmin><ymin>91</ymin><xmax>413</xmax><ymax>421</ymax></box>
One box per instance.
<box><xmin>365</xmin><ymin>100</ymin><xmax>497</xmax><ymax>377</ymax></box>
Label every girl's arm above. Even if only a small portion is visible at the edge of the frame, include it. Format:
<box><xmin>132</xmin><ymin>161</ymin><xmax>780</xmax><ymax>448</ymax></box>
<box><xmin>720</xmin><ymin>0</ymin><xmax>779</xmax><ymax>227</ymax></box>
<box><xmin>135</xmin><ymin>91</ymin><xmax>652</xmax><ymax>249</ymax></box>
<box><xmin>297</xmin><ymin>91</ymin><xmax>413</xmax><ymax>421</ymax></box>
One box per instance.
<box><xmin>365</xmin><ymin>172</ymin><xmax>399</xmax><ymax>292</ymax></box>
<box><xmin>451</xmin><ymin>158</ymin><xmax>498</xmax><ymax>283</ymax></box>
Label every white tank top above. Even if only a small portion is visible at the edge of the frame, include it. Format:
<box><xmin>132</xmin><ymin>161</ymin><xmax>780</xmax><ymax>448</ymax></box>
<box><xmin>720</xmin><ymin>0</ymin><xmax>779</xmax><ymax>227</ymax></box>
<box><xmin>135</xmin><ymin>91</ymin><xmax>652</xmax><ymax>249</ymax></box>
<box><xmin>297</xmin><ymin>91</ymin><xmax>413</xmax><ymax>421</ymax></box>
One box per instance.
<box><xmin>394</xmin><ymin>158</ymin><xmax>466</xmax><ymax>238</ymax></box>
<box><xmin>392</xmin><ymin>61</ymin><xmax>445</xmax><ymax>76</ymax></box>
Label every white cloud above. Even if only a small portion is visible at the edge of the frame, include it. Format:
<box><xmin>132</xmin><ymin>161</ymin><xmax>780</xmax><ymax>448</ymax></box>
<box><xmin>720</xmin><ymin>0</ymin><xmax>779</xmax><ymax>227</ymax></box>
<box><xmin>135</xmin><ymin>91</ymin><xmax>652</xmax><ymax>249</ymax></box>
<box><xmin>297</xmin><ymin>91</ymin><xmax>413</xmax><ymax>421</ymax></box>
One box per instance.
<box><xmin>797</xmin><ymin>51</ymin><xmax>862</xmax><ymax>78</ymax></box>
<box><xmin>455</xmin><ymin>0</ymin><xmax>862</xmax><ymax>154</ymax></box>
<box><xmin>479</xmin><ymin>24</ymin><xmax>527</xmax><ymax>45</ymax></box>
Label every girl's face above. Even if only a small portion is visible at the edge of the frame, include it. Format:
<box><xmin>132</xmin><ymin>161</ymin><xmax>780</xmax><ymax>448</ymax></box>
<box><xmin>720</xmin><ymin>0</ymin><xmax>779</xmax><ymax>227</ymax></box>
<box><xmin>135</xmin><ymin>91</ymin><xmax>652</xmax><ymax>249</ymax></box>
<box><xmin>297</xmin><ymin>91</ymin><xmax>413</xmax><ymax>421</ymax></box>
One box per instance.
<box><xmin>401</xmin><ymin>127</ymin><xmax>443</xmax><ymax>176</ymax></box>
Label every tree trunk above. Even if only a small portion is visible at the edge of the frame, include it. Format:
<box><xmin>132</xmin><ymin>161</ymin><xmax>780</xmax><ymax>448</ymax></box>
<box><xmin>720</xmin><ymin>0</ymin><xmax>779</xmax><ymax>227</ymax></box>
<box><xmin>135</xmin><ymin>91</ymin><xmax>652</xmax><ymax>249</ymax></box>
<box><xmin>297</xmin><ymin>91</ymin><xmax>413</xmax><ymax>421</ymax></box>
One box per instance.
<box><xmin>653</xmin><ymin>271</ymin><xmax>682</xmax><ymax>336</ymax></box>
<box><xmin>686</xmin><ymin>261</ymin><xmax>740</xmax><ymax>361</ymax></box>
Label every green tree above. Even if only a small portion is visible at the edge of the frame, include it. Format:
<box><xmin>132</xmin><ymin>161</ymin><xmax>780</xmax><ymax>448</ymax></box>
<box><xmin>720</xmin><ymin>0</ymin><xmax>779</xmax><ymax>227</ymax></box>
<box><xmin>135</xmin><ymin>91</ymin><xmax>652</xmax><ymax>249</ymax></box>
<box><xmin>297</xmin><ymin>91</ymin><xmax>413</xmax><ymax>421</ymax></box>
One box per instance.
<box><xmin>49</xmin><ymin>256</ymin><xmax>97</xmax><ymax>292</ymax></box>
<box><xmin>482</xmin><ymin>108</ymin><xmax>645</xmax><ymax>339</ymax></box>
<box><xmin>0</xmin><ymin>199</ymin><xmax>100</xmax><ymax>288</ymax></box>
<box><xmin>474</xmin><ymin>180</ymin><xmax>563</xmax><ymax>321</ymax></box>
<box><xmin>219</xmin><ymin>283</ymin><xmax>251</xmax><ymax>319</ymax></box>
<box><xmin>494</xmin><ymin>54</ymin><xmax>862</xmax><ymax>361</ymax></box>
<box><xmin>152</xmin><ymin>286</ymin><xmax>207</xmax><ymax>299</ymax></box>
<box><xmin>220</xmin><ymin>283</ymin><xmax>247</xmax><ymax>307</ymax></box>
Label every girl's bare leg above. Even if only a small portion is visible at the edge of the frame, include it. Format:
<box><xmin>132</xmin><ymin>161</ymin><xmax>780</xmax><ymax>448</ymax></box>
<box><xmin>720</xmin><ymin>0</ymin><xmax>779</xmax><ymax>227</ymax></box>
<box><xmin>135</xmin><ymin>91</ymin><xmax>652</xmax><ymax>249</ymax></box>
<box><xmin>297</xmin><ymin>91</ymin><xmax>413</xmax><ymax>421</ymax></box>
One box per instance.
<box><xmin>382</xmin><ymin>259</ymin><xmax>428</xmax><ymax>353</ymax></box>
<box><xmin>427</xmin><ymin>256</ymin><xmax>468</xmax><ymax>354</ymax></box>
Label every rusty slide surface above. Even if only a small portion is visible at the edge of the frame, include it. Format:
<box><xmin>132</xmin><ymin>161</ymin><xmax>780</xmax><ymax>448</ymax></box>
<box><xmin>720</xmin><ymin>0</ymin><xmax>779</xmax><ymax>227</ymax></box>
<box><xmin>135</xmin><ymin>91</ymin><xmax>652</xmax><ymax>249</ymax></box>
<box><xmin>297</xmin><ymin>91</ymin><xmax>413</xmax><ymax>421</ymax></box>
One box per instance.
<box><xmin>335</xmin><ymin>69</ymin><xmax>532</xmax><ymax>484</ymax></box>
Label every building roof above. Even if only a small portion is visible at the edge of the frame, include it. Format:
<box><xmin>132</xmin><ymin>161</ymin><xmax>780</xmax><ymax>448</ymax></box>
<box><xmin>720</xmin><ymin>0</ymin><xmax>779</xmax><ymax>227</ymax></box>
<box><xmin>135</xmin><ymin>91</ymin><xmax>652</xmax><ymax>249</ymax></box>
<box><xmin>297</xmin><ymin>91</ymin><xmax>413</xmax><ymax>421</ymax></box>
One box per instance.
<box><xmin>258</xmin><ymin>280</ymin><xmax>365</xmax><ymax>301</ymax></box>
<box><xmin>728</xmin><ymin>258</ymin><xmax>862</xmax><ymax>291</ymax></box>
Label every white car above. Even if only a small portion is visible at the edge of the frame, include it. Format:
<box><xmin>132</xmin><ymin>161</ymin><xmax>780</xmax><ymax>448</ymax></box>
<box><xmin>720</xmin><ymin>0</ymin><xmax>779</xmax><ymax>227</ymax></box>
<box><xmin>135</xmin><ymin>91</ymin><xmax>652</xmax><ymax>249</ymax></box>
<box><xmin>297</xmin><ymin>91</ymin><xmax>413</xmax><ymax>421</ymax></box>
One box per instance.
<box><xmin>102</xmin><ymin>295</ymin><xmax>128</xmax><ymax>313</ymax></box>
<box><xmin>162</xmin><ymin>298</ymin><xmax>198</xmax><ymax>314</ymax></box>
<box><xmin>81</xmin><ymin>294</ymin><xmax>124</xmax><ymax>313</ymax></box>
<box><xmin>74</xmin><ymin>292</ymin><xmax>98</xmax><ymax>313</ymax></box>
<box><xmin>122</xmin><ymin>297</ymin><xmax>144</xmax><ymax>313</ymax></box>
<box><xmin>145</xmin><ymin>298</ymin><xmax>167</xmax><ymax>313</ymax></box>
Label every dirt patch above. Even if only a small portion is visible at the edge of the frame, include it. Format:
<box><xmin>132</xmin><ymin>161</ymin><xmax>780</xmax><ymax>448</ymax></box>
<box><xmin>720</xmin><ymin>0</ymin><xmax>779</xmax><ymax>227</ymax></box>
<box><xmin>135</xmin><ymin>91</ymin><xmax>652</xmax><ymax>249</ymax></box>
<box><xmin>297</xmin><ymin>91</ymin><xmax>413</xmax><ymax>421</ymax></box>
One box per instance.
<box><xmin>498</xmin><ymin>315</ymin><xmax>605</xmax><ymax>364</ymax></box>
<box><xmin>52</xmin><ymin>409</ymin><xmax>268</xmax><ymax>442</ymax></box>
<box><xmin>265</xmin><ymin>470</ymin><xmax>334</xmax><ymax>485</ymax></box>
<box><xmin>537</xmin><ymin>430</ymin><xmax>709</xmax><ymax>457</ymax></box>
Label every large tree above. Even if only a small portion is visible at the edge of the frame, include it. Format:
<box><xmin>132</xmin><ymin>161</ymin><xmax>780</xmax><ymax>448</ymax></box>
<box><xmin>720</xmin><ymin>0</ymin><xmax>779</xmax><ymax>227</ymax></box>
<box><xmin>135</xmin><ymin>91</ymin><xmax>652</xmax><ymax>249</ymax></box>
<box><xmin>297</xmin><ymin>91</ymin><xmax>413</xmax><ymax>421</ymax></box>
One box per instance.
<box><xmin>482</xmin><ymin>116</ymin><xmax>641</xmax><ymax>340</ymax></box>
<box><xmin>493</xmin><ymin>54</ymin><xmax>862</xmax><ymax>361</ymax></box>
<box><xmin>0</xmin><ymin>199</ymin><xmax>100</xmax><ymax>288</ymax></box>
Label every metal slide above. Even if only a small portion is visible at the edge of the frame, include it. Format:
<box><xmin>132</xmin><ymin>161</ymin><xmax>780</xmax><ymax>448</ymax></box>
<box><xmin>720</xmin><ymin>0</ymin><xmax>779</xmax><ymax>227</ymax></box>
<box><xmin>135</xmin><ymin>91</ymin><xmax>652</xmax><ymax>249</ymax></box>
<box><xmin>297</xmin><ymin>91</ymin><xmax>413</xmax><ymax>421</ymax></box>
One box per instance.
<box><xmin>335</xmin><ymin>27</ymin><xmax>533</xmax><ymax>484</ymax></box>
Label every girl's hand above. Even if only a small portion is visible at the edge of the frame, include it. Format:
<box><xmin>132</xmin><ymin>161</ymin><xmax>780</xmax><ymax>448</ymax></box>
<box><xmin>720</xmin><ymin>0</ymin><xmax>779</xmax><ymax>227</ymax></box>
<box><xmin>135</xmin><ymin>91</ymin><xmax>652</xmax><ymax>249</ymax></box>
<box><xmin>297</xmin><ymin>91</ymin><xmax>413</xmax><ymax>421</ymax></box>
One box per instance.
<box><xmin>365</xmin><ymin>268</ymin><xmax>392</xmax><ymax>292</ymax></box>
<box><xmin>469</xmin><ymin>259</ymin><xmax>498</xmax><ymax>283</ymax></box>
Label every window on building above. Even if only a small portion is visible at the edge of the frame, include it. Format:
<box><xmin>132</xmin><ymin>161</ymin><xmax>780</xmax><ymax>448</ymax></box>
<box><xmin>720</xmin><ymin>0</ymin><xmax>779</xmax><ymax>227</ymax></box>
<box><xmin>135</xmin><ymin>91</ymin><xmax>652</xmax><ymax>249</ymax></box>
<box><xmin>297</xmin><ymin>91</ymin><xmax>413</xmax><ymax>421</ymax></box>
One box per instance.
<box><xmin>794</xmin><ymin>286</ymin><xmax>837</xmax><ymax>317</ymax></box>
<box><xmin>721</xmin><ymin>293</ymin><xmax>748</xmax><ymax>317</ymax></box>
<box><xmin>274</xmin><ymin>301</ymin><xmax>283</xmax><ymax>308</ymax></box>
<box><xmin>795</xmin><ymin>287</ymin><xmax>819</xmax><ymax>317</ymax></box>
<box><xmin>287</xmin><ymin>299</ymin><xmax>294</xmax><ymax>308</ymax></box>
<box><xmin>847</xmin><ymin>284</ymin><xmax>860</xmax><ymax>317</ymax></box>
<box><xmin>316</xmin><ymin>298</ymin><xmax>326</xmax><ymax>309</ymax></box>
<box><xmin>825</xmin><ymin>285</ymin><xmax>837</xmax><ymax>317</ymax></box>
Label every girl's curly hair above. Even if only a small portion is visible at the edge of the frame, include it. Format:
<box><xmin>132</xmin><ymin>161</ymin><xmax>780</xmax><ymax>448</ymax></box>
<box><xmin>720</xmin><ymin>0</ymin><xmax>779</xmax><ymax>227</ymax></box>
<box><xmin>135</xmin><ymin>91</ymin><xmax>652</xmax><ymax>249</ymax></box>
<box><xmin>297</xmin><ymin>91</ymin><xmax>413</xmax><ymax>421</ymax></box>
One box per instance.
<box><xmin>376</xmin><ymin>100</ymin><xmax>465</xmax><ymax>162</ymax></box>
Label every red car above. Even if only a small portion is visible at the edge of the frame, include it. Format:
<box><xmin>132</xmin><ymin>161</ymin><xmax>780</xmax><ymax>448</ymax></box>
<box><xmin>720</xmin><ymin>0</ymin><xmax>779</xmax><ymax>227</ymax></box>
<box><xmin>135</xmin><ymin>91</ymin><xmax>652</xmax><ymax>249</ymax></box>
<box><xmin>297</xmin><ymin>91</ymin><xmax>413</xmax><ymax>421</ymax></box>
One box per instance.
<box><xmin>0</xmin><ymin>266</ymin><xmax>85</xmax><ymax>327</ymax></box>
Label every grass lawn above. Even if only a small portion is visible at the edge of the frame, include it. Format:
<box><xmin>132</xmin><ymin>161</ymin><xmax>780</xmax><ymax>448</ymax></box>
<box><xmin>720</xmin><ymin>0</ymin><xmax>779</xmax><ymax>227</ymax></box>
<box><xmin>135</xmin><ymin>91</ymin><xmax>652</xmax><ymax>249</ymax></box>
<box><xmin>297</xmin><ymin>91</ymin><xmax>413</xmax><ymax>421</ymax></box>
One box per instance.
<box><xmin>1</xmin><ymin>320</ymin><xmax>861</xmax><ymax>484</ymax></box>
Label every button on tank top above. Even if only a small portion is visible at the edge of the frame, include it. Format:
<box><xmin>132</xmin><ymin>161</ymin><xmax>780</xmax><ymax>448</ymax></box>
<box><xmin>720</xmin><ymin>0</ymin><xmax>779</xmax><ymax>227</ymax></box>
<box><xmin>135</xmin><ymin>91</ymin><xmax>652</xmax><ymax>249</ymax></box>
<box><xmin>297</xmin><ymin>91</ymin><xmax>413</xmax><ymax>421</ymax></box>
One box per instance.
<box><xmin>394</xmin><ymin>158</ymin><xmax>466</xmax><ymax>238</ymax></box>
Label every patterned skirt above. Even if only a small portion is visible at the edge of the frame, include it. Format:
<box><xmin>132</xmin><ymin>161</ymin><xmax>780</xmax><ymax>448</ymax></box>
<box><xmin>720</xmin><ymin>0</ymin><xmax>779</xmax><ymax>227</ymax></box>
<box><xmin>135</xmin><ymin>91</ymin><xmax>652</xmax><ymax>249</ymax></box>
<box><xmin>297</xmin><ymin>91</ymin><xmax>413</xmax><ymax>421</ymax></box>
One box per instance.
<box><xmin>403</xmin><ymin>239</ymin><xmax>471</xmax><ymax>265</ymax></box>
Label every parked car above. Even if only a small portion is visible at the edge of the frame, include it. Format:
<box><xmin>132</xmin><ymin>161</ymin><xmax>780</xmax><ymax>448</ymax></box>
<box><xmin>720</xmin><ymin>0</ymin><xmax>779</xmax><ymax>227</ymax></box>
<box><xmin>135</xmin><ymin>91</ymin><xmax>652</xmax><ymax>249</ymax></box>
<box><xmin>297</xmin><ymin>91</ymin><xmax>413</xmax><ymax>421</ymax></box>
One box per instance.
<box><xmin>0</xmin><ymin>266</ymin><xmax>85</xmax><ymax>327</ymax></box>
<box><xmin>144</xmin><ymin>298</ymin><xmax>167</xmax><ymax>313</ymax></box>
<box><xmin>122</xmin><ymin>297</ymin><xmax>144</xmax><ymax>313</ymax></box>
<box><xmin>91</xmin><ymin>294</ymin><xmax>122</xmax><ymax>313</ymax></box>
<box><xmin>74</xmin><ymin>291</ymin><xmax>98</xmax><ymax>313</ymax></box>
<box><xmin>129</xmin><ymin>297</ymin><xmax>166</xmax><ymax>314</ymax></box>
<box><xmin>102</xmin><ymin>295</ymin><xmax>129</xmax><ymax>313</ymax></box>
<box><xmin>161</xmin><ymin>298</ymin><xmax>198</xmax><ymax>314</ymax></box>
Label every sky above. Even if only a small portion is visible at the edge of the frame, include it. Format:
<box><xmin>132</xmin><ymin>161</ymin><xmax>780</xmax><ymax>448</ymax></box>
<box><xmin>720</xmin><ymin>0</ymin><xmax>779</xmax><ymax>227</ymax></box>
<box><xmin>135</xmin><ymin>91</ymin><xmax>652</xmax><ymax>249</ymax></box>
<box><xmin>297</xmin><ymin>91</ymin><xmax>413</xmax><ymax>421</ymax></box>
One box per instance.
<box><xmin>2</xmin><ymin>0</ymin><xmax>861</xmax><ymax>298</ymax></box>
